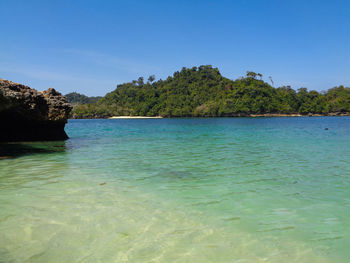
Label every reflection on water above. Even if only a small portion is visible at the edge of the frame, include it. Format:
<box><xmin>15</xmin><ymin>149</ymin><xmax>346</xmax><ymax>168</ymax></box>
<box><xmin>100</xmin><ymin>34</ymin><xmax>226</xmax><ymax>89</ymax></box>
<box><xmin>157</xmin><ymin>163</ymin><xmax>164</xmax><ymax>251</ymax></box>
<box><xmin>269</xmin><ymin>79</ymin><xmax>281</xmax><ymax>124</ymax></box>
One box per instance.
<box><xmin>0</xmin><ymin>117</ymin><xmax>350</xmax><ymax>262</ymax></box>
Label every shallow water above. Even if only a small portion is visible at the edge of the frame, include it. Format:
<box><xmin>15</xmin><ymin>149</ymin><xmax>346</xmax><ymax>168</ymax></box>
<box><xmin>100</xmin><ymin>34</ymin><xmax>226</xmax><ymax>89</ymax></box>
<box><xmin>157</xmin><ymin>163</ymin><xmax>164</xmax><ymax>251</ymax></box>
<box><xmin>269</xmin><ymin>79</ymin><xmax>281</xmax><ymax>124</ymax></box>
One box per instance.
<box><xmin>1</xmin><ymin>117</ymin><xmax>350</xmax><ymax>262</ymax></box>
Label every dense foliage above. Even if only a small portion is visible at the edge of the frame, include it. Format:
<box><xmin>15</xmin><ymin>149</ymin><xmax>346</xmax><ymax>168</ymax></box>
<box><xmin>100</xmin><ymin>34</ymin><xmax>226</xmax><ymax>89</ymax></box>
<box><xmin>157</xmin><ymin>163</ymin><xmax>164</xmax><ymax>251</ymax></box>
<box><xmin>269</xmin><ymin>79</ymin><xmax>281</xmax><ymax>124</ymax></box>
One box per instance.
<box><xmin>70</xmin><ymin>65</ymin><xmax>350</xmax><ymax>118</ymax></box>
<box><xmin>65</xmin><ymin>92</ymin><xmax>101</xmax><ymax>105</ymax></box>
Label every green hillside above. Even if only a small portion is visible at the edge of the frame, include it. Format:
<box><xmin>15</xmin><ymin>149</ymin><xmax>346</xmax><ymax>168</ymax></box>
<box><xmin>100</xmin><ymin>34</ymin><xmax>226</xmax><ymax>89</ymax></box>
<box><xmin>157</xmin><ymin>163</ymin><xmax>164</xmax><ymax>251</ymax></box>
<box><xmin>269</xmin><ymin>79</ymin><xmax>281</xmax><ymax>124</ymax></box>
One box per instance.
<box><xmin>65</xmin><ymin>92</ymin><xmax>102</xmax><ymax>105</ymax></box>
<box><xmin>70</xmin><ymin>65</ymin><xmax>350</xmax><ymax>118</ymax></box>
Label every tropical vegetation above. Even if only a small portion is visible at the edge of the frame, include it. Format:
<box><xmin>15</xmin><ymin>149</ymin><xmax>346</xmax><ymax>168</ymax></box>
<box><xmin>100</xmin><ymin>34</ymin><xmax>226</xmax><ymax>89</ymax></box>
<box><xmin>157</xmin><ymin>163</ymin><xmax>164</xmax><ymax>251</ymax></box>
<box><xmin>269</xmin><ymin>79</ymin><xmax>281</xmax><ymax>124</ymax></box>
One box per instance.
<box><xmin>65</xmin><ymin>92</ymin><xmax>101</xmax><ymax>105</ymax></box>
<box><xmin>68</xmin><ymin>65</ymin><xmax>350</xmax><ymax>118</ymax></box>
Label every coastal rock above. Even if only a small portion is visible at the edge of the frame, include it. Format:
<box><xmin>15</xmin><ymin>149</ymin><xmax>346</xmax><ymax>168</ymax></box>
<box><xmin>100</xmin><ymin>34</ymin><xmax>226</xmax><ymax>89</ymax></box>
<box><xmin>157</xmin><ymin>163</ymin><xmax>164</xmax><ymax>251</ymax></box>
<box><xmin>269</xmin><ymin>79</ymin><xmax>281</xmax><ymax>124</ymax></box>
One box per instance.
<box><xmin>0</xmin><ymin>79</ymin><xmax>72</xmax><ymax>142</ymax></box>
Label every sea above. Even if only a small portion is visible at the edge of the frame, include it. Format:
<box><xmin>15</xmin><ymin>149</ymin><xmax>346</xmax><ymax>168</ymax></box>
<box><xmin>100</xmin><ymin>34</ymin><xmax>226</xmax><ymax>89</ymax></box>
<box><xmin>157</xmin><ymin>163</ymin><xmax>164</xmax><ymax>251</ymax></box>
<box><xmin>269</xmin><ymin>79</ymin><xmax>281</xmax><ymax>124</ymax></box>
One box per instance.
<box><xmin>1</xmin><ymin>117</ymin><xmax>350</xmax><ymax>262</ymax></box>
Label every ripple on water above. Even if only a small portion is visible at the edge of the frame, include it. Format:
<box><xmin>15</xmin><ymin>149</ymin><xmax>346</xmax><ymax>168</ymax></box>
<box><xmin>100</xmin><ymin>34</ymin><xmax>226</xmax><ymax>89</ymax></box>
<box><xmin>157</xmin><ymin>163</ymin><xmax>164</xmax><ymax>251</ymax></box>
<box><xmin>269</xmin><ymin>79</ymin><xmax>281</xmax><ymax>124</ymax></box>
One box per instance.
<box><xmin>1</xmin><ymin>117</ymin><xmax>350</xmax><ymax>262</ymax></box>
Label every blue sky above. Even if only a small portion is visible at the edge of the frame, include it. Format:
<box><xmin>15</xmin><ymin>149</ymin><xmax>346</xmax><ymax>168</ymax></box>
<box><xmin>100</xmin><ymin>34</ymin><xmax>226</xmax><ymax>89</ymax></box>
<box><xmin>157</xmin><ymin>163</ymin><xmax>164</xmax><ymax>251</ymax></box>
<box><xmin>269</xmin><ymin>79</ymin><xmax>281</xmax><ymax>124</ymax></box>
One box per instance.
<box><xmin>1</xmin><ymin>0</ymin><xmax>349</xmax><ymax>96</ymax></box>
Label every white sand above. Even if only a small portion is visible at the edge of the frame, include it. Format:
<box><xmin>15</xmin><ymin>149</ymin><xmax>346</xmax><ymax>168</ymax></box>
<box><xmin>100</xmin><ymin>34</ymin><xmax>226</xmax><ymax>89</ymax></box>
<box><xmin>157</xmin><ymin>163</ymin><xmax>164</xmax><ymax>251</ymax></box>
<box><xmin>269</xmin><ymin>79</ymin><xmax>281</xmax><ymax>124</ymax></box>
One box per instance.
<box><xmin>108</xmin><ymin>116</ymin><xmax>163</xmax><ymax>119</ymax></box>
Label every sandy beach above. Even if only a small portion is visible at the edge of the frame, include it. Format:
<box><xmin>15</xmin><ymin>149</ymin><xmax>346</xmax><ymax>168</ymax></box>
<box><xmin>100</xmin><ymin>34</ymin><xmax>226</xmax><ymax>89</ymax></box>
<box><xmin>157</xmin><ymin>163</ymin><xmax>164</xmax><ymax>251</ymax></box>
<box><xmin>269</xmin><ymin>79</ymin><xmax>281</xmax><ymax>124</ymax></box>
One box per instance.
<box><xmin>108</xmin><ymin>116</ymin><xmax>163</xmax><ymax>119</ymax></box>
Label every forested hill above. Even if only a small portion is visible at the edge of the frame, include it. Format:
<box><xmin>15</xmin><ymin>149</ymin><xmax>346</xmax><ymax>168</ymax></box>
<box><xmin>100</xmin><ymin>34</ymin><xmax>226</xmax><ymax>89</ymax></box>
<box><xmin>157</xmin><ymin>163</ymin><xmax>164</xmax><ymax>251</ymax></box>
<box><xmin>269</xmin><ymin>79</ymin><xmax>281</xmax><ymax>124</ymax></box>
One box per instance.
<box><xmin>65</xmin><ymin>92</ymin><xmax>101</xmax><ymax>105</ymax></box>
<box><xmin>70</xmin><ymin>65</ymin><xmax>350</xmax><ymax>118</ymax></box>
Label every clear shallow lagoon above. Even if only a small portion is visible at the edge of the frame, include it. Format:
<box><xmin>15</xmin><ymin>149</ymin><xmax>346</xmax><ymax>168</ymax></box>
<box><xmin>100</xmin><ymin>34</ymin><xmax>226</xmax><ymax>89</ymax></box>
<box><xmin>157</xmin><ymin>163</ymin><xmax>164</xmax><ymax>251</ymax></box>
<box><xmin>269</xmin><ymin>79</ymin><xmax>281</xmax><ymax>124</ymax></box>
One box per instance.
<box><xmin>1</xmin><ymin>117</ymin><xmax>350</xmax><ymax>262</ymax></box>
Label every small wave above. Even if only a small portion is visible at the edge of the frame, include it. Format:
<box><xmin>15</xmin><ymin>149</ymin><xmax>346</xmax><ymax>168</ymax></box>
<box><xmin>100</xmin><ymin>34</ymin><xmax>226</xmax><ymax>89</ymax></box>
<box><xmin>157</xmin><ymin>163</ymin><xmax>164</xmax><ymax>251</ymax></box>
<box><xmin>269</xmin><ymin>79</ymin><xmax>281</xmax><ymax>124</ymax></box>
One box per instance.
<box><xmin>234</xmin><ymin>177</ymin><xmax>278</xmax><ymax>185</ymax></box>
<box><xmin>191</xmin><ymin>199</ymin><xmax>226</xmax><ymax>206</ymax></box>
<box><xmin>222</xmin><ymin>216</ymin><xmax>241</xmax><ymax>221</ymax></box>
<box><xmin>258</xmin><ymin>225</ymin><xmax>295</xmax><ymax>232</ymax></box>
<box><xmin>312</xmin><ymin>236</ymin><xmax>344</xmax><ymax>242</ymax></box>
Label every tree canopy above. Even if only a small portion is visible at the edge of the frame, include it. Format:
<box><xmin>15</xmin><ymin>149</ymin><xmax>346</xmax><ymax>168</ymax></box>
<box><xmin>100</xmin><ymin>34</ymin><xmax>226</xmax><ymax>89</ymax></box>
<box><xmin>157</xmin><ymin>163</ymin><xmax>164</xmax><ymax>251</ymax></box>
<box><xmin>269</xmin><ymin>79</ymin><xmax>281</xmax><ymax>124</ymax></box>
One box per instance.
<box><xmin>68</xmin><ymin>65</ymin><xmax>350</xmax><ymax>118</ymax></box>
<box><xmin>65</xmin><ymin>92</ymin><xmax>101</xmax><ymax>105</ymax></box>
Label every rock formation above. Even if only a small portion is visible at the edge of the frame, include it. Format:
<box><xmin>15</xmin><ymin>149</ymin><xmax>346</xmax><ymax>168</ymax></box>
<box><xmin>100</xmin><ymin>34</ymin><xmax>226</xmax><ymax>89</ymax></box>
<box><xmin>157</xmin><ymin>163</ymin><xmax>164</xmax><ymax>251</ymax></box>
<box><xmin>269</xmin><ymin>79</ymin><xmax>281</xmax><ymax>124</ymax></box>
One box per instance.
<box><xmin>0</xmin><ymin>79</ymin><xmax>72</xmax><ymax>142</ymax></box>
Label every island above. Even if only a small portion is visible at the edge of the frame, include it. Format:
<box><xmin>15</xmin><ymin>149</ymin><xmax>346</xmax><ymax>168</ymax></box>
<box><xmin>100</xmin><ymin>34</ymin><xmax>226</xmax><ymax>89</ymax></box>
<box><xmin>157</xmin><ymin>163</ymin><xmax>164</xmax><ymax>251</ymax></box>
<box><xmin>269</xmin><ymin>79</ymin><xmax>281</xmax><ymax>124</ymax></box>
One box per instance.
<box><xmin>66</xmin><ymin>66</ymin><xmax>350</xmax><ymax>119</ymax></box>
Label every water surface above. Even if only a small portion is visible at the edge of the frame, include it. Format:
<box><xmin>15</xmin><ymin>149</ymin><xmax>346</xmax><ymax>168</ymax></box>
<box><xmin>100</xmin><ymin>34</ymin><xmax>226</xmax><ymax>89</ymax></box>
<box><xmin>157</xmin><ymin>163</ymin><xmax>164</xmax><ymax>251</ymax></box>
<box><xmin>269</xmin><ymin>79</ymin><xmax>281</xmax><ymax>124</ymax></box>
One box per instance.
<box><xmin>1</xmin><ymin>117</ymin><xmax>350</xmax><ymax>262</ymax></box>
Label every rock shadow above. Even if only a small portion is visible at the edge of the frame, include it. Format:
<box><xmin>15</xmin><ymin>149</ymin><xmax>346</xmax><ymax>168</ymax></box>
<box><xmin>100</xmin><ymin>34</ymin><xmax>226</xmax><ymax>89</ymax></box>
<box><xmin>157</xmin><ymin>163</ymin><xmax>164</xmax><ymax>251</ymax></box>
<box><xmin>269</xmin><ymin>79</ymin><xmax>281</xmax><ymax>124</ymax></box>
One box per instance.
<box><xmin>0</xmin><ymin>142</ymin><xmax>67</xmax><ymax>159</ymax></box>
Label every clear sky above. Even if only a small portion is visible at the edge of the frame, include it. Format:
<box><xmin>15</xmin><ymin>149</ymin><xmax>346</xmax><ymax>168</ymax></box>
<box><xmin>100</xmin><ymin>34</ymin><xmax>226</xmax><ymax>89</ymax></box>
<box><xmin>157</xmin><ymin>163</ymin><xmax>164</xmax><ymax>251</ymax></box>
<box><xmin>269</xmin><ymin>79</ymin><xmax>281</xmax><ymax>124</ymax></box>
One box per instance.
<box><xmin>1</xmin><ymin>0</ymin><xmax>349</xmax><ymax>96</ymax></box>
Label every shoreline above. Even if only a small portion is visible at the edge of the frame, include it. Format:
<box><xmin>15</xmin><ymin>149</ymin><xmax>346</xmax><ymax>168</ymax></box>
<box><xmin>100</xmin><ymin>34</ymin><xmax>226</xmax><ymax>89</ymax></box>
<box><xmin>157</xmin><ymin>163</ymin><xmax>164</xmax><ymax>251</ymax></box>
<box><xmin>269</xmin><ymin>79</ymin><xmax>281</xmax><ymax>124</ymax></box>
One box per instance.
<box><xmin>70</xmin><ymin>112</ymin><xmax>350</xmax><ymax>119</ymax></box>
<box><xmin>108</xmin><ymin>116</ymin><xmax>163</xmax><ymax>119</ymax></box>
<box><xmin>249</xmin><ymin>113</ymin><xmax>350</xmax><ymax>117</ymax></box>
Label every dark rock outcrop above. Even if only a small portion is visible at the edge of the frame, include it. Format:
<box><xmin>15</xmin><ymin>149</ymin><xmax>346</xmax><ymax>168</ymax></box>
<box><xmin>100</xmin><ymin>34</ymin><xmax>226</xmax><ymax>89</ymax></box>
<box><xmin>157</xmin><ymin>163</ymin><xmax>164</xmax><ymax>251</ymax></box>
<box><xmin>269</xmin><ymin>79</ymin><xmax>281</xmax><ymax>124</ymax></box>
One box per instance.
<box><xmin>0</xmin><ymin>79</ymin><xmax>72</xmax><ymax>142</ymax></box>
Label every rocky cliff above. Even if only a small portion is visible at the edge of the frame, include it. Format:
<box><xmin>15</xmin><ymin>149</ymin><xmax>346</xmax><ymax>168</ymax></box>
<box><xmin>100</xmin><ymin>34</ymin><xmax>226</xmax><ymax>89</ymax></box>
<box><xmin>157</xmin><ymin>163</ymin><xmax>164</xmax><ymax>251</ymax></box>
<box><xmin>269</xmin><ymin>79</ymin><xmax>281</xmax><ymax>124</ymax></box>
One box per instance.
<box><xmin>0</xmin><ymin>79</ymin><xmax>72</xmax><ymax>142</ymax></box>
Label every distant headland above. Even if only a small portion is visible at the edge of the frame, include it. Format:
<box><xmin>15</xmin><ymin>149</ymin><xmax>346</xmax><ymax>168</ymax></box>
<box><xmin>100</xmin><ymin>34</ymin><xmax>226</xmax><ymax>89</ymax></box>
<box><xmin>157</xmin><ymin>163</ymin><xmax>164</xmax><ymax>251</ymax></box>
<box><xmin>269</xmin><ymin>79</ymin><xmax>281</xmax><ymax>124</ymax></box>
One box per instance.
<box><xmin>66</xmin><ymin>65</ymin><xmax>350</xmax><ymax>119</ymax></box>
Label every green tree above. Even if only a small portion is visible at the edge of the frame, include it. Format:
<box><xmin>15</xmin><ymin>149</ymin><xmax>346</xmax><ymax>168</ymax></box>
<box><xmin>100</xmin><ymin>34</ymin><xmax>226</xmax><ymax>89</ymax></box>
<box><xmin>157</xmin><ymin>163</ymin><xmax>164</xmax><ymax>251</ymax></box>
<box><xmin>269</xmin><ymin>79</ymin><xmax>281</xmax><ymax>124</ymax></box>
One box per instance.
<box><xmin>148</xmin><ymin>75</ymin><xmax>155</xmax><ymax>83</ymax></box>
<box><xmin>69</xmin><ymin>65</ymin><xmax>350</xmax><ymax>118</ymax></box>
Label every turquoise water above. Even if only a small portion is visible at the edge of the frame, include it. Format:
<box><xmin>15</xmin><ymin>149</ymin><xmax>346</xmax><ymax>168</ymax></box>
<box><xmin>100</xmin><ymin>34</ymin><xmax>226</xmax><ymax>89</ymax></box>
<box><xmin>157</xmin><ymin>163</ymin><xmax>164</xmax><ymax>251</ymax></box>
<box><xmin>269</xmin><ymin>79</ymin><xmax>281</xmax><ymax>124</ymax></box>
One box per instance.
<box><xmin>1</xmin><ymin>117</ymin><xmax>350</xmax><ymax>262</ymax></box>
